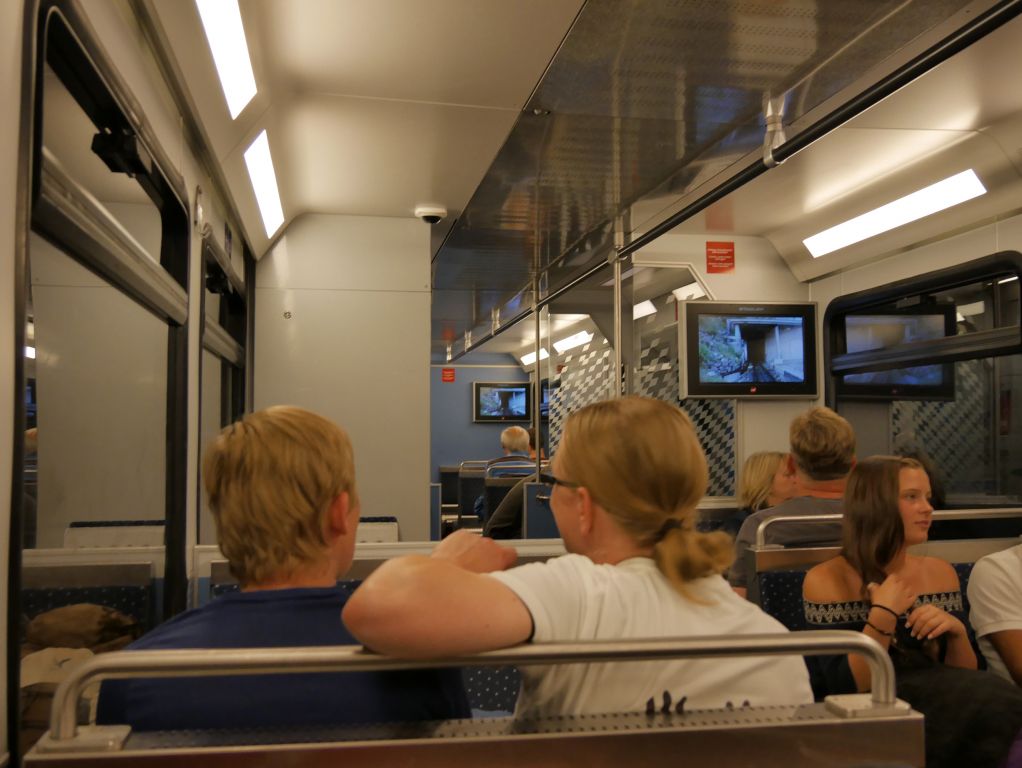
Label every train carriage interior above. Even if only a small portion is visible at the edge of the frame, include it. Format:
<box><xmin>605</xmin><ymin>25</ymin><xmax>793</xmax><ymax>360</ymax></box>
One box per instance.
<box><xmin>3</xmin><ymin>0</ymin><xmax>1022</xmax><ymax>765</ymax></box>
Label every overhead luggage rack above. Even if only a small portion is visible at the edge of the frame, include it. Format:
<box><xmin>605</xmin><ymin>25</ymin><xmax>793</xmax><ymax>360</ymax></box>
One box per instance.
<box><xmin>25</xmin><ymin>631</ymin><xmax>924</xmax><ymax>767</ymax></box>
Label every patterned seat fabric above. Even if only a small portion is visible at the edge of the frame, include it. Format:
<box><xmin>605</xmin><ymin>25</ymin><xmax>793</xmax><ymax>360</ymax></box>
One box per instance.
<box><xmin>756</xmin><ymin>570</ymin><xmax>808</xmax><ymax>632</ymax></box>
<box><xmin>462</xmin><ymin>666</ymin><xmax>520</xmax><ymax>713</ymax></box>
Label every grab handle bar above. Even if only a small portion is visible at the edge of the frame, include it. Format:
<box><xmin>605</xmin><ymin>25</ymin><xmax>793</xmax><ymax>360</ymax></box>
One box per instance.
<box><xmin>754</xmin><ymin>507</ymin><xmax>1022</xmax><ymax>546</ymax></box>
<box><xmin>49</xmin><ymin>630</ymin><xmax>894</xmax><ymax>741</ymax></box>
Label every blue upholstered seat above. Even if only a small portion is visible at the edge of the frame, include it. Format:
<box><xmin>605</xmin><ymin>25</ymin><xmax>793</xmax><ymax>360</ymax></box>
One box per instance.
<box><xmin>756</xmin><ymin>571</ymin><xmax>809</xmax><ymax>632</ymax></box>
<box><xmin>206</xmin><ymin>576</ymin><xmax>521</xmax><ymax>711</ymax></box>
<box><xmin>757</xmin><ymin>563</ymin><xmax>984</xmax><ymax>665</ymax></box>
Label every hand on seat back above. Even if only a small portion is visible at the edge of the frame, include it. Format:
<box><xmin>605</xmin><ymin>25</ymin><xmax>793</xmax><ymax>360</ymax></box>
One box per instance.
<box><xmin>432</xmin><ymin>530</ymin><xmax>518</xmax><ymax>574</ymax></box>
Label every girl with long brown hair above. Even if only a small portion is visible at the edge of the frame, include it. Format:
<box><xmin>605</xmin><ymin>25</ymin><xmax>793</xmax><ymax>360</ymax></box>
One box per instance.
<box><xmin>803</xmin><ymin>455</ymin><xmax>1022</xmax><ymax>768</ymax></box>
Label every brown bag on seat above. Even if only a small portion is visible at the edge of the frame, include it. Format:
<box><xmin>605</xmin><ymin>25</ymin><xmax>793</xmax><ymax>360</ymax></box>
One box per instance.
<box><xmin>25</xmin><ymin>604</ymin><xmax>140</xmax><ymax>650</ymax></box>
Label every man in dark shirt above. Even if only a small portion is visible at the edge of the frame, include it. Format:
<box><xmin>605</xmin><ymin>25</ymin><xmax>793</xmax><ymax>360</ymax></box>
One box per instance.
<box><xmin>729</xmin><ymin>406</ymin><xmax>856</xmax><ymax>597</ymax></box>
<box><xmin>97</xmin><ymin>406</ymin><xmax>468</xmax><ymax>731</ymax></box>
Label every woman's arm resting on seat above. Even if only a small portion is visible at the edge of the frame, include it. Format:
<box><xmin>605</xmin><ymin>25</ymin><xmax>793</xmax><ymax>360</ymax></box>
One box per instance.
<box><xmin>988</xmin><ymin>631</ymin><xmax>1022</xmax><ymax>686</ymax></box>
<box><xmin>343</xmin><ymin>531</ymin><xmax>532</xmax><ymax>658</ymax></box>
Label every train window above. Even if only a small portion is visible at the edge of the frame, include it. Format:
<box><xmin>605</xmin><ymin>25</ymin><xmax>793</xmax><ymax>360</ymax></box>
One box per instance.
<box><xmin>16</xmin><ymin>7</ymin><xmax>193</xmax><ymax>709</ymax></box>
<box><xmin>40</xmin><ymin>63</ymin><xmax>163</xmax><ymax>261</ymax></box>
<box><xmin>198</xmin><ymin>350</ymin><xmax>222</xmax><ymax>545</ymax></box>
<box><xmin>26</xmin><ymin>233</ymin><xmax>169</xmax><ymax>547</ymax></box>
<box><xmin>827</xmin><ymin>254</ymin><xmax>1022</xmax><ymax>508</ymax></box>
<box><xmin>544</xmin><ymin>263</ymin><xmax>618</xmax><ymax>454</ymax></box>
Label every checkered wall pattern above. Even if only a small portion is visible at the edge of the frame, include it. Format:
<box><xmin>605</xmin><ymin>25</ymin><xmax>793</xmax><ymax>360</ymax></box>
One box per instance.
<box><xmin>548</xmin><ymin>337</ymin><xmax>614</xmax><ymax>453</ymax></box>
<box><xmin>681</xmin><ymin>398</ymin><xmax>737</xmax><ymax>497</ymax></box>
<box><xmin>548</xmin><ymin>333</ymin><xmax>737</xmax><ymax>497</ymax></box>
<box><xmin>891</xmin><ymin>359</ymin><xmax>992</xmax><ymax>495</ymax></box>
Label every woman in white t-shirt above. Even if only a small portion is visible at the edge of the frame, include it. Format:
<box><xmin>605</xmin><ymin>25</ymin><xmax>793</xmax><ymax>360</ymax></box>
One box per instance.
<box><xmin>344</xmin><ymin>395</ymin><xmax>813</xmax><ymax>717</ymax></box>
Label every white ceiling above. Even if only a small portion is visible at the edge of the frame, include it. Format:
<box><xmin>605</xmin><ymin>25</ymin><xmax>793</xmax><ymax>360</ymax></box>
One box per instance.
<box><xmin>663</xmin><ymin>11</ymin><xmax>1022</xmax><ymax>281</ymax></box>
<box><xmin>146</xmin><ymin>0</ymin><xmax>584</xmax><ymax>256</ymax></box>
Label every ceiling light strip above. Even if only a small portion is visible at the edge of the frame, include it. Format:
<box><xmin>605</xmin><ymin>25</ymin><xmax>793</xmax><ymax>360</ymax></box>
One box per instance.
<box><xmin>553</xmin><ymin>331</ymin><xmax>594</xmax><ymax>354</ymax></box>
<box><xmin>803</xmin><ymin>169</ymin><xmax>986</xmax><ymax>258</ymax></box>
<box><xmin>520</xmin><ymin>349</ymin><xmax>550</xmax><ymax>366</ymax></box>
<box><xmin>195</xmin><ymin>0</ymin><xmax>258</xmax><ymax>119</ymax></box>
<box><xmin>244</xmin><ymin>130</ymin><xmax>285</xmax><ymax>237</ymax></box>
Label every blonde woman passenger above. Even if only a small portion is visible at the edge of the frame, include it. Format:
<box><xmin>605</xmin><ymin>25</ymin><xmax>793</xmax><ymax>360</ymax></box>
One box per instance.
<box><xmin>802</xmin><ymin>455</ymin><xmax>1022</xmax><ymax>768</ymax></box>
<box><xmin>725</xmin><ymin>451</ymin><xmax>797</xmax><ymax>537</ymax></box>
<box><xmin>345</xmin><ymin>396</ymin><xmax>813</xmax><ymax>717</ymax></box>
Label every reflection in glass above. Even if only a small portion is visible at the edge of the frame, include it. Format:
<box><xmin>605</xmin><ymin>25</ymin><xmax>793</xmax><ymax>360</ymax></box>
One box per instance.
<box><xmin>28</xmin><ymin>233</ymin><xmax>167</xmax><ymax>548</ymax></box>
<box><xmin>24</xmin><ymin>296</ymin><xmax>38</xmax><ymax>549</ymax></box>
<box><xmin>199</xmin><ymin>350</ymin><xmax>223</xmax><ymax>544</ymax></box>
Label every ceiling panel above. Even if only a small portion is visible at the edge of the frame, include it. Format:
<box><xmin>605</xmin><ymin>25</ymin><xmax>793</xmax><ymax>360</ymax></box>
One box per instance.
<box><xmin>283</xmin><ymin>95</ymin><xmax>521</xmax><ymax>218</ymax></box>
<box><xmin>144</xmin><ymin>0</ymin><xmax>584</xmax><ymax>256</ymax></box>
<box><xmin>262</xmin><ymin>0</ymin><xmax>583</xmax><ymax>107</ymax></box>
<box><xmin>430</xmin><ymin>0</ymin><xmax>991</xmax><ymax>356</ymax></box>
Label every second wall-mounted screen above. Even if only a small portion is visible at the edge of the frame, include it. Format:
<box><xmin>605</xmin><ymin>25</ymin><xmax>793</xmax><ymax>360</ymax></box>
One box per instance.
<box><xmin>680</xmin><ymin>301</ymin><xmax>818</xmax><ymax>399</ymax></box>
<box><xmin>473</xmin><ymin>382</ymin><xmax>532</xmax><ymax>422</ymax></box>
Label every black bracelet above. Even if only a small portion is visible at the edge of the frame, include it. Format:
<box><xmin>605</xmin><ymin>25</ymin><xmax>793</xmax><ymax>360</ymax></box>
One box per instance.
<box><xmin>865</xmin><ymin>620</ymin><xmax>894</xmax><ymax>638</ymax></box>
<box><xmin>870</xmin><ymin>603</ymin><xmax>901</xmax><ymax>620</ymax></box>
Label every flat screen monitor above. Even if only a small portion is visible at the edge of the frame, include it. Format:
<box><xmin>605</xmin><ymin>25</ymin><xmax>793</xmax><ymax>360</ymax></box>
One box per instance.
<box><xmin>473</xmin><ymin>382</ymin><xmax>531</xmax><ymax>423</ymax></box>
<box><xmin>681</xmin><ymin>301</ymin><xmax>818</xmax><ymax>399</ymax></box>
<box><xmin>836</xmin><ymin>307</ymin><xmax>955</xmax><ymax>401</ymax></box>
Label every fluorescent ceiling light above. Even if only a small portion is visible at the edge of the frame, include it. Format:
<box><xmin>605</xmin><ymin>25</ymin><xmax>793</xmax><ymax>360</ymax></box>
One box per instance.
<box><xmin>196</xmin><ymin>0</ymin><xmax>257</xmax><ymax>119</ymax></box>
<box><xmin>25</xmin><ymin>346</ymin><xmax>35</xmax><ymax>360</ymax></box>
<box><xmin>671</xmin><ymin>282</ymin><xmax>706</xmax><ymax>302</ymax></box>
<box><xmin>633</xmin><ymin>300</ymin><xmax>657</xmax><ymax>320</ymax></box>
<box><xmin>244</xmin><ymin>130</ymin><xmax>285</xmax><ymax>237</ymax></box>
<box><xmin>957</xmin><ymin>300</ymin><xmax>985</xmax><ymax>317</ymax></box>
<box><xmin>553</xmin><ymin>330</ymin><xmax>594</xmax><ymax>354</ymax></box>
<box><xmin>998</xmin><ymin>275</ymin><xmax>1019</xmax><ymax>284</ymax></box>
<box><xmin>803</xmin><ymin>169</ymin><xmax>986</xmax><ymax>258</ymax></box>
<box><xmin>520</xmin><ymin>348</ymin><xmax>550</xmax><ymax>366</ymax></box>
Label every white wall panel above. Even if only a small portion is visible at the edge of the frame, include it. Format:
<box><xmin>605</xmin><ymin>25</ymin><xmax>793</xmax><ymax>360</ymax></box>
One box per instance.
<box><xmin>259</xmin><ymin>214</ymin><xmax>430</xmax><ymax>290</ymax></box>
<box><xmin>255</xmin><ymin>215</ymin><xmax>430</xmax><ymax>540</ymax></box>
<box><xmin>635</xmin><ymin>233</ymin><xmax>809</xmax><ymax>302</ymax></box>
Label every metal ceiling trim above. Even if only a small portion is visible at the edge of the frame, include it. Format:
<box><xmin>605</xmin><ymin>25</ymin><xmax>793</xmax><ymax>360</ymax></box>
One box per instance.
<box><xmin>433</xmin><ymin>0</ymin><xmax>1022</xmax><ymax>357</ymax></box>
<box><xmin>621</xmin><ymin>0</ymin><xmax>1022</xmax><ymax>260</ymax></box>
<box><xmin>449</xmin><ymin>259</ymin><xmax>610</xmax><ymax>362</ymax></box>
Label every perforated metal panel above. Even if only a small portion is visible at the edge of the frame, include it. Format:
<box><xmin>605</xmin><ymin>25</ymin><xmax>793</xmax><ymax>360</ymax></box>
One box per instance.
<box><xmin>891</xmin><ymin>359</ymin><xmax>993</xmax><ymax>495</ymax></box>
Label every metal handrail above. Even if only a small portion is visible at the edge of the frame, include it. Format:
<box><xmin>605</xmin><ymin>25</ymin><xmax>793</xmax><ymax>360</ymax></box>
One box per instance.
<box><xmin>754</xmin><ymin>507</ymin><xmax>1022</xmax><ymax>547</ymax></box>
<box><xmin>49</xmin><ymin>631</ymin><xmax>895</xmax><ymax>742</ymax></box>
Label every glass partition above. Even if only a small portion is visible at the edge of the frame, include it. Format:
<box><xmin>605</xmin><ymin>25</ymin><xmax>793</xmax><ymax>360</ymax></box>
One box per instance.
<box><xmin>199</xmin><ymin>350</ymin><xmax>222</xmax><ymax>544</ymax></box>
<box><xmin>28</xmin><ymin>234</ymin><xmax>169</xmax><ymax>548</ymax></box>
<box><xmin>831</xmin><ymin>261</ymin><xmax>1022</xmax><ymax>508</ymax></box>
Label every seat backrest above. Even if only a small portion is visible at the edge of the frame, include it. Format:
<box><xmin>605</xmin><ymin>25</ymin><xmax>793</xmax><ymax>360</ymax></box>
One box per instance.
<box><xmin>756</xmin><ymin>570</ymin><xmax>809</xmax><ymax>632</ymax></box>
<box><xmin>458</xmin><ymin>463</ymin><xmax>488</xmax><ymax>520</ymax></box>
<box><xmin>21</xmin><ymin>562</ymin><xmax>156</xmax><ymax>631</ymax></box>
<box><xmin>209</xmin><ymin>577</ymin><xmax>362</xmax><ymax>603</ymax></box>
<box><xmin>484</xmin><ymin>476</ymin><xmax>526</xmax><ymax>520</ymax></box>
<box><xmin>438</xmin><ymin>466</ymin><xmax>460</xmax><ymax>505</ymax></box>
<box><xmin>757</xmin><ymin>562</ymin><xmax>983</xmax><ymax>640</ymax></box>
<box><xmin>461</xmin><ymin>666</ymin><xmax>520</xmax><ymax>714</ymax></box>
<box><xmin>485</xmin><ymin>461</ymin><xmax>534</xmax><ymax>479</ymax></box>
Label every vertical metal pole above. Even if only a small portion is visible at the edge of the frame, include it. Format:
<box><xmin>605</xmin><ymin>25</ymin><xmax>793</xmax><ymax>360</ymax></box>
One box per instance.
<box><xmin>612</xmin><ymin>254</ymin><xmax>623</xmax><ymax>398</ymax></box>
<box><xmin>528</xmin><ymin>276</ymin><xmax>541</xmax><ymax>535</ymax></box>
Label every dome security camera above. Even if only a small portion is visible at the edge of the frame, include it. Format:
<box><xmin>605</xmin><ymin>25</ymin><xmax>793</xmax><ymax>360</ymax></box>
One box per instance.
<box><xmin>414</xmin><ymin>205</ymin><xmax>447</xmax><ymax>224</ymax></box>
